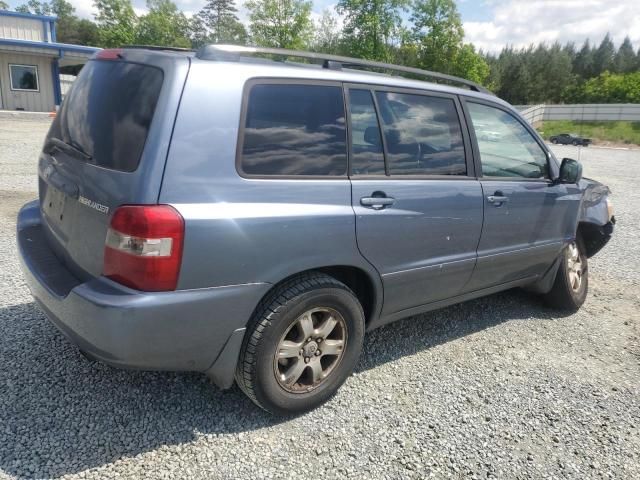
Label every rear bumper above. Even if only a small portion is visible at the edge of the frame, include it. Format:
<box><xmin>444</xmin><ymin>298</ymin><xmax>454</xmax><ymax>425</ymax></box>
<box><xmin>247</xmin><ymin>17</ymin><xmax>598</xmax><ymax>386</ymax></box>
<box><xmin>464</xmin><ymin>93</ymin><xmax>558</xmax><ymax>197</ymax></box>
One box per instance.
<box><xmin>17</xmin><ymin>201</ymin><xmax>270</xmax><ymax>387</ymax></box>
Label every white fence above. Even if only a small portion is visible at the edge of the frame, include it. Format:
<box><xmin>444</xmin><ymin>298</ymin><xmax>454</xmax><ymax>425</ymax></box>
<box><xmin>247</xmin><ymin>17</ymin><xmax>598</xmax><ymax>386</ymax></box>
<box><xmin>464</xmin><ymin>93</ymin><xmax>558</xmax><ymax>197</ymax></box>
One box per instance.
<box><xmin>60</xmin><ymin>74</ymin><xmax>76</xmax><ymax>98</ymax></box>
<box><xmin>517</xmin><ymin>104</ymin><xmax>640</xmax><ymax>125</ymax></box>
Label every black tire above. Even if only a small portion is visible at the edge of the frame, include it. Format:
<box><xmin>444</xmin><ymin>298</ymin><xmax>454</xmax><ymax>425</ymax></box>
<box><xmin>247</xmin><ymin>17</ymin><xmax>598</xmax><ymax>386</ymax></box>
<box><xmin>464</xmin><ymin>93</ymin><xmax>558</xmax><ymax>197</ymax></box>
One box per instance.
<box><xmin>572</xmin><ymin>140</ymin><xmax>580</xmax><ymax>146</ymax></box>
<box><xmin>551</xmin><ymin>138</ymin><xmax>558</xmax><ymax>144</ymax></box>
<box><xmin>235</xmin><ymin>272</ymin><xmax>365</xmax><ymax>415</ymax></box>
<box><xmin>544</xmin><ymin>237</ymin><xmax>588</xmax><ymax>311</ymax></box>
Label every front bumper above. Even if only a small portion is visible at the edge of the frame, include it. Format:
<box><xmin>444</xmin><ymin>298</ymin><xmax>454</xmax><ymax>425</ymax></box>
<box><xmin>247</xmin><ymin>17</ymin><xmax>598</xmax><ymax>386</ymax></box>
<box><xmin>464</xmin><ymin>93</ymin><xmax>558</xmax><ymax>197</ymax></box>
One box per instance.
<box><xmin>17</xmin><ymin>201</ymin><xmax>270</xmax><ymax>387</ymax></box>
<box><xmin>582</xmin><ymin>218</ymin><xmax>615</xmax><ymax>258</ymax></box>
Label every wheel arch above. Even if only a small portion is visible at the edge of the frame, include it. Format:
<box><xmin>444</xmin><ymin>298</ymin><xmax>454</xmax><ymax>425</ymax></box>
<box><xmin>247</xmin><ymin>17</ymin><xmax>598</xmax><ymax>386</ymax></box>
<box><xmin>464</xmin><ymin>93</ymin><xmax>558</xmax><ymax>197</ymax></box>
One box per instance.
<box><xmin>258</xmin><ymin>265</ymin><xmax>383</xmax><ymax>329</ymax></box>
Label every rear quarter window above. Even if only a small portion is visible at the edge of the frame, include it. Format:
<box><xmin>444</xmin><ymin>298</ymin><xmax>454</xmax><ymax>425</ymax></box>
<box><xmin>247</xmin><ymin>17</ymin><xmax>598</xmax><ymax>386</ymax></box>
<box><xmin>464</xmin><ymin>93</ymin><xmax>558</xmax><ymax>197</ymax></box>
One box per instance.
<box><xmin>239</xmin><ymin>83</ymin><xmax>347</xmax><ymax>176</ymax></box>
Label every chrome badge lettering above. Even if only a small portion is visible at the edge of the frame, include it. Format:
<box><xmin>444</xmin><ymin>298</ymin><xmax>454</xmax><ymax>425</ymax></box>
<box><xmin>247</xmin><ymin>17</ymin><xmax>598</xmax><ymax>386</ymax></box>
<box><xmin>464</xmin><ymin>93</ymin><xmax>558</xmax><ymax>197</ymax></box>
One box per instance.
<box><xmin>78</xmin><ymin>196</ymin><xmax>109</xmax><ymax>214</ymax></box>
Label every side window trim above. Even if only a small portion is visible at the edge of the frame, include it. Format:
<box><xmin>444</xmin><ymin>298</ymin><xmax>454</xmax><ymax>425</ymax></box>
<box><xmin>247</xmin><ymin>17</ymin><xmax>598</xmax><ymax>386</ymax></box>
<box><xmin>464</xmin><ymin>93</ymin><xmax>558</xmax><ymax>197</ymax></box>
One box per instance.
<box><xmin>235</xmin><ymin>78</ymin><xmax>348</xmax><ymax>179</ymax></box>
<box><xmin>370</xmin><ymin>89</ymin><xmax>391</xmax><ymax>176</ymax></box>
<box><xmin>460</xmin><ymin>96</ymin><xmax>553</xmax><ymax>182</ymax></box>
<box><xmin>344</xmin><ymin>87</ymin><xmax>389</xmax><ymax>177</ymax></box>
<box><xmin>343</xmin><ymin>82</ymin><xmax>476</xmax><ymax>179</ymax></box>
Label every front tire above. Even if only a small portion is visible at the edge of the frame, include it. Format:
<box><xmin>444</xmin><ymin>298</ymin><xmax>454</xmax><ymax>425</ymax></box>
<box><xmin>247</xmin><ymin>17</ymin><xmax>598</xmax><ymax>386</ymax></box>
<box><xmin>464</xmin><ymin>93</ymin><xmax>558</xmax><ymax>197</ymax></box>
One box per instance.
<box><xmin>235</xmin><ymin>272</ymin><xmax>365</xmax><ymax>415</ymax></box>
<box><xmin>544</xmin><ymin>238</ymin><xmax>588</xmax><ymax>311</ymax></box>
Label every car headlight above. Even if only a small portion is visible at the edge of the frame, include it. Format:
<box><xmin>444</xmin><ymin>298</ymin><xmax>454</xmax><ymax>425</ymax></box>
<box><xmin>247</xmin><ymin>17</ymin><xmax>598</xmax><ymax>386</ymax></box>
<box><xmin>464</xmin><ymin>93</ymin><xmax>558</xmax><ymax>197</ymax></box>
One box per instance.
<box><xmin>606</xmin><ymin>197</ymin><xmax>614</xmax><ymax>220</ymax></box>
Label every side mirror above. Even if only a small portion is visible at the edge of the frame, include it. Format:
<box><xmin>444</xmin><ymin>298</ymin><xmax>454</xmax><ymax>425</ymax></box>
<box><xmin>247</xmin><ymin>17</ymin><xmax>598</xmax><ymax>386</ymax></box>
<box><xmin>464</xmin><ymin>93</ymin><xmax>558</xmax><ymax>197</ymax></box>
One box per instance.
<box><xmin>557</xmin><ymin>158</ymin><xmax>583</xmax><ymax>184</ymax></box>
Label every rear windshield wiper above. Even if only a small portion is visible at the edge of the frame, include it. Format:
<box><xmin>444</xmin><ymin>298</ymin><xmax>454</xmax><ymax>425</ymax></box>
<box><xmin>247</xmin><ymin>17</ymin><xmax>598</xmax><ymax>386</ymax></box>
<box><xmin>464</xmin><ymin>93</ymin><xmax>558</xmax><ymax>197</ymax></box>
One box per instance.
<box><xmin>44</xmin><ymin>137</ymin><xmax>92</xmax><ymax>162</ymax></box>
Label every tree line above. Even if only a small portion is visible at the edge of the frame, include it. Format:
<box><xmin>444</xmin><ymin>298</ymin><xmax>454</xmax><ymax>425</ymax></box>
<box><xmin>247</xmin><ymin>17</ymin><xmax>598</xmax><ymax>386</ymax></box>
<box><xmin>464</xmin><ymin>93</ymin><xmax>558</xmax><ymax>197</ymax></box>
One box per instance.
<box><xmin>3</xmin><ymin>0</ymin><xmax>639</xmax><ymax>104</ymax></box>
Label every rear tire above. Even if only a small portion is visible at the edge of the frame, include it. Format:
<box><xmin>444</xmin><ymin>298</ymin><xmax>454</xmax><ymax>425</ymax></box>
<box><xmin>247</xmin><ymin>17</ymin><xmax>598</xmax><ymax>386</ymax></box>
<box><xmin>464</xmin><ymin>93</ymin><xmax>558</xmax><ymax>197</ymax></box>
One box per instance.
<box><xmin>572</xmin><ymin>140</ymin><xmax>580</xmax><ymax>146</ymax></box>
<box><xmin>551</xmin><ymin>138</ymin><xmax>558</xmax><ymax>144</ymax></box>
<box><xmin>235</xmin><ymin>272</ymin><xmax>365</xmax><ymax>415</ymax></box>
<box><xmin>544</xmin><ymin>237</ymin><xmax>588</xmax><ymax>311</ymax></box>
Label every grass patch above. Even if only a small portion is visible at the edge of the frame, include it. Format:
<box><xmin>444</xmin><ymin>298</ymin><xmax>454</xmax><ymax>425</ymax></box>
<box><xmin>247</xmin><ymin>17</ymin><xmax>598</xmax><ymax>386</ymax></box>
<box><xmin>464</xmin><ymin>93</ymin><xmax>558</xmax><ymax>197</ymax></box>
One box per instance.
<box><xmin>536</xmin><ymin>120</ymin><xmax>640</xmax><ymax>145</ymax></box>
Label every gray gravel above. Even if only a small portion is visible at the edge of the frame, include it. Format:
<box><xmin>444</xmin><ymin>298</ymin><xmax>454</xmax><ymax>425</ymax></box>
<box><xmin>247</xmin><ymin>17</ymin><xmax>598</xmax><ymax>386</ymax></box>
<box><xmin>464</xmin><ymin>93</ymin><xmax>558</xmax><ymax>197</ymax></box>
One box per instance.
<box><xmin>0</xmin><ymin>118</ymin><xmax>639</xmax><ymax>479</ymax></box>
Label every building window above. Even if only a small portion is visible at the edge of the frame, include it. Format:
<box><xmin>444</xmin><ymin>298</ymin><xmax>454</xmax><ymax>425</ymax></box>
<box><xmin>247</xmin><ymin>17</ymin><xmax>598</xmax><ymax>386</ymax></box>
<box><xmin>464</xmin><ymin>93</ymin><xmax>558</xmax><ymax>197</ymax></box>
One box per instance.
<box><xmin>9</xmin><ymin>64</ymin><xmax>39</xmax><ymax>92</ymax></box>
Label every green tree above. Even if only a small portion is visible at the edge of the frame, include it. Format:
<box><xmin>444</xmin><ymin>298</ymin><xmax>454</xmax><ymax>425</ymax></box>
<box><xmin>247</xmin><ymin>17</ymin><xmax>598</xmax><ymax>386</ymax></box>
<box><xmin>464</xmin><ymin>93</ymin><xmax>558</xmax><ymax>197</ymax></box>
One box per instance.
<box><xmin>573</xmin><ymin>39</ymin><xmax>594</xmax><ymax>79</ymax></box>
<box><xmin>15</xmin><ymin>0</ymin><xmax>99</xmax><ymax>45</ymax></box>
<box><xmin>16</xmin><ymin>0</ymin><xmax>52</xmax><ymax>14</ymax></box>
<box><xmin>336</xmin><ymin>0</ymin><xmax>406</xmax><ymax>61</ymax></box>
<box><xmin>246</xmin><ymin>0</ymin><xmax>313</xmax><ymax>49</ymax></box>
<box><xmin>94</xmin><ymin>0</ymin><xmax>137</xmax><ymax>48</ymax></box>
<box><xmin>593</xmin><ymin>33</ymin><xmax>615</xmax><ymax>75</ymax></box>
<box><xmin>135</xmin><ymin>0</ymin><xmax>191</xmax><ymax>47</ymax></box>
<box><xmin>312</xmin><ymin>9</ymin><xmax>341</xmax><ymax>53</ymax></box>
<box><xmin>0</xmin><ymin>1</ymin><xmax>9</xmax><ymax>9</ymax></box>
<box><xmin>411</xmin><ymin>0</ymin><xmax>462</xmax><ymax>71</ymax></box>
<box><xmin>52</xmin><ymin>0</ymin><xmax>99</xmax><ymax>45</ymax></box>
<box><xmin>494</xmin><ymin>47</ymin><xmax>531</xmax><ymax>104</ymax></box>
<box><xmin>196</xmin><ymin>0</ymin><xmax>246</xmax><ymax>44</ymax></box>
<box><xmin>615</xmin><ymin>36</ymin><xmax>637</xmax><ymax>73</ymax></box>
<box><xmin>410</xmin><ymin>0</ymin><xmax>488</xmax><ymax>83</ymax></box>
<box><xmin>567</xmin><ymin>71</ymin><xmax>640</xmax><ymax>103</ymax></box>
<box><xmin>449</xmin><ymin>43</ymin><xmax>489</xmax><ymax>84</ymax></box>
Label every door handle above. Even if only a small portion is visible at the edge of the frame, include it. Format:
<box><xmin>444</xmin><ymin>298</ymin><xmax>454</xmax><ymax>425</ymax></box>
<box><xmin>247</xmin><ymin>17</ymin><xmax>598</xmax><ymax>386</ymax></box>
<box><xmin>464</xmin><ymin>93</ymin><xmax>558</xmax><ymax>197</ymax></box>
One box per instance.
<box><xmin>487</xmin><ymin>192</ymin><xmax>509</xmax><ymax>205</ymax></box>
<box><xmin>360</xmin><ymin>195</ymin><xmax>395</xmax><ymax>210</ymax></box>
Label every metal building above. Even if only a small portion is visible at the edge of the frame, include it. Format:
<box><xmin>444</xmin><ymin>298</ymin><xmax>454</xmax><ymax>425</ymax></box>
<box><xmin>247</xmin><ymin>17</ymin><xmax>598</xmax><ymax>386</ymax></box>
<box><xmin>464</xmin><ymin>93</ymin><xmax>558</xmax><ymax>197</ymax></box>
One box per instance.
<box><xmin>0</xmin><ymin>10</ymin><xmax>99</xmax><ymax>112</ymax></box>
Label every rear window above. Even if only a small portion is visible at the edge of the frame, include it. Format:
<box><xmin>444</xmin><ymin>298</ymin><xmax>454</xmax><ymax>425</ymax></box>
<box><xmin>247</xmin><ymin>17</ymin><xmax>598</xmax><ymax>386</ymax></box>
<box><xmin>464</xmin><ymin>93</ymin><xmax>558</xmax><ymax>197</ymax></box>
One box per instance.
<box><xmin>49</xmin><ymin>60</ymin><xmax>163</xmax><ymax>172</ymax></box>
<box><xmin>240</xmin><ymin>83</ymin><xmax>347</xmax><ymax>176</ymax></box>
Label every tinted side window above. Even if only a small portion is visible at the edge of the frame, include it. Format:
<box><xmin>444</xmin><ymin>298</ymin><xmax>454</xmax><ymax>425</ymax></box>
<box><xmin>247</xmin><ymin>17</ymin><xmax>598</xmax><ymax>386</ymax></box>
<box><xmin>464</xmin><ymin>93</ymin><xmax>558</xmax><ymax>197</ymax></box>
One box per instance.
<box><xmin>241</xmin><ymin>84</ymin><xmax>347</xmax><ymax>176</ymax></box>
<box><xmin>348</xmin><ymin>89</ymin><xmax>385</xmax><ymax>175</ymax></box>
<box><xmin>375</xmin><ymin>92</ymin><xmax>466</xmax><ymax>176</ymax></box>
<box><xmin>467</xmin><ymin>102</ymin><xmax>549</xmax><ymax>179</ymax></box>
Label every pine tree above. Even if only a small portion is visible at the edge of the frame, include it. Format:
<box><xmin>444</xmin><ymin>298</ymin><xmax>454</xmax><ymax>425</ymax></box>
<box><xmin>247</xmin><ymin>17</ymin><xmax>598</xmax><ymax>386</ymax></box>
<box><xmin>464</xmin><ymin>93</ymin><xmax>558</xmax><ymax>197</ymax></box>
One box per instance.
<box><xmin>593</xmin><ymin>33</ymin><xmax>615</xmax><ymax>75</ymax></box>
<box><xmin>614</xmin><ymin>36</ymin><xmax>636</xmax><ymax>73</ymax></box>
<box><xmin>573</xmin><ymin>39</ymin><xmax>594</xmax><ymax>79</ymax></box>
<box><xmin>196</xmin><ymin>0</ymin><xmax>245</xmax><ymax>44</ymax></box>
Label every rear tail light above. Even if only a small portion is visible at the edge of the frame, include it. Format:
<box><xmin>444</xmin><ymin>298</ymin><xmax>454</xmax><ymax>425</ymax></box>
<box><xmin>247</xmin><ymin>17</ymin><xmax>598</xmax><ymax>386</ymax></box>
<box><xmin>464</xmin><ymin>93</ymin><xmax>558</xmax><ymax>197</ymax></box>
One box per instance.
<box><xmin>103</xmin><ymin>205</ymin><xmax>184</xmax><ymax>291</ymax></box>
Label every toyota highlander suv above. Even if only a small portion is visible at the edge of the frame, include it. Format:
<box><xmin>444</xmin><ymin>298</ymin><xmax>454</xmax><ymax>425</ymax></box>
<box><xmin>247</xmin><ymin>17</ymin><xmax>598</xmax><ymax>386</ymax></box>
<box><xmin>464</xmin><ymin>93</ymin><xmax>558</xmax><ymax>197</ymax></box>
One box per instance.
<box><xmin>17</xmin><ymin>45</ymin><xmax>615</xmax><ymax>415</ymax></box>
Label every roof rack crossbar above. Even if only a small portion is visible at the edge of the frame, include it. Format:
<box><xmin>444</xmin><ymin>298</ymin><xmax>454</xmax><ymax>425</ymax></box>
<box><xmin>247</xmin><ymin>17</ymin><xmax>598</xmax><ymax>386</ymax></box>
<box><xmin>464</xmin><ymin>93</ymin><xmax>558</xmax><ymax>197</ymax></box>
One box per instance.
<box><xmin>196</xmin><ymin>44</ymin><xmax>491</xmax><ymax>94</ymax></box>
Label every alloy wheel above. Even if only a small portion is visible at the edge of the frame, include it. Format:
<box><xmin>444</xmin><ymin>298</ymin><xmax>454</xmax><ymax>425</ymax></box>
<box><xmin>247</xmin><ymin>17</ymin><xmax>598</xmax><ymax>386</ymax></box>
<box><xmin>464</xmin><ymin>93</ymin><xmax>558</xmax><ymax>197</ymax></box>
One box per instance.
<box><xmin>273</xmin><ymin>307</ymin><xmax>348</xmax><ymax>393</ymax></box>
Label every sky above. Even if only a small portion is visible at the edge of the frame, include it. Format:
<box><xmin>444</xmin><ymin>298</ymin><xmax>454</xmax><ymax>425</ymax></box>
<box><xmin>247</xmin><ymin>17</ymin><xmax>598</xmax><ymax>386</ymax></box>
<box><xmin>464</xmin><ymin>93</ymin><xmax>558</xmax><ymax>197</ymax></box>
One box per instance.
<box><xmin>5</xmin><ymin>0</ymin><xmax>640</xmax><ymax>52</ymax></box>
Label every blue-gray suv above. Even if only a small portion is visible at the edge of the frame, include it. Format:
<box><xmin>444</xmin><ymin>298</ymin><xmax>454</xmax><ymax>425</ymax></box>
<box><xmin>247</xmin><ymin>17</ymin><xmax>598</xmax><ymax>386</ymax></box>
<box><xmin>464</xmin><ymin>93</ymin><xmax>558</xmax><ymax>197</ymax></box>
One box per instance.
<box><xmin>17</xmin><ymin>45</ymin><xmax>615</xmax><ymax>415</ymax></box>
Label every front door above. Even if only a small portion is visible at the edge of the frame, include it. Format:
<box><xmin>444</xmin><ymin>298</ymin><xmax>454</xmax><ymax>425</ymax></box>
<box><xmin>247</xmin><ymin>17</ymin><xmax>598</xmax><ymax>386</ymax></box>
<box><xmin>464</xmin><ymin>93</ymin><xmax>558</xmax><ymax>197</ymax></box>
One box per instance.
<box><xmin>463</xmin><ymin>100</ymin><xmax>581</xmax><ymax>290</ymax></box>
<box><xmin>347</xmin><ymin>86</ymin><xmax>483</xmax><ymax>315</ymax></box>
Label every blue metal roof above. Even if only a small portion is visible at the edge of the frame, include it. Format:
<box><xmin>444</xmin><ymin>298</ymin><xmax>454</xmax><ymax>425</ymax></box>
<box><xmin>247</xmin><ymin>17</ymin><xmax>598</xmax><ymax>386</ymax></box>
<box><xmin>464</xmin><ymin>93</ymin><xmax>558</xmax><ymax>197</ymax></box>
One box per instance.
<box><xmin>0</xmin><ymin>9</ymin><xmax>57</xmax><ymax>22</ymax></box>
<box><xmin>0</xmin><ymin>37</ymin><xmax>100</xmax><ymax>54</ymax></box>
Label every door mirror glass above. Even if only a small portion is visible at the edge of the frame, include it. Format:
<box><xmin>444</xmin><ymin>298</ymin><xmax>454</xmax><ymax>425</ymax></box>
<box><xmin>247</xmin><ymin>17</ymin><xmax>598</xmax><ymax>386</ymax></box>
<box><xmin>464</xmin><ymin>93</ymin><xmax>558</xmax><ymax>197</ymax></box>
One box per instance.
<box><xmin>558</xmin><ymin>158</ymin><xmax>582</xmax><ymax>184</ymax></box>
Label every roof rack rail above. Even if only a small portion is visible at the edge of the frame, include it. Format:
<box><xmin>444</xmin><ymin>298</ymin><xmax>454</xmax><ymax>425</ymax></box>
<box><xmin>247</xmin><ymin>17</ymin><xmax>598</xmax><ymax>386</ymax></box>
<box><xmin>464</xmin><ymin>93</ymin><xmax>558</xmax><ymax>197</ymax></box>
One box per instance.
<box><xmin>123</xmin><ymin>45</ymin><xmax>194</xmax><ymax>52</ymax></box>
<box><xmin>196</xmin><ymin>44</ymin><xmax>492</xmax><ymax>94</ymax></box>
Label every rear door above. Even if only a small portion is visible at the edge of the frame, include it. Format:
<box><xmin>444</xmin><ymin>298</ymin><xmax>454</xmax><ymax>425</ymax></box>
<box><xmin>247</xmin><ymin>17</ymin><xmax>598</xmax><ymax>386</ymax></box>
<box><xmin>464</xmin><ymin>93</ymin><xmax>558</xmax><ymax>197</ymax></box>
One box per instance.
<box><xmin>347</xmin><ymin>85</ymin><xmax>483</xmax><ymax>315</ymax></box>
<box><xmin>462</xmin><ymin>99</ymin><xmax>580</xmax><ymax>290</ymax></box>
<box><xmin>38</xmin><ymin>50</ymin><xmax>190</xmax><ymax>281</ymax></box>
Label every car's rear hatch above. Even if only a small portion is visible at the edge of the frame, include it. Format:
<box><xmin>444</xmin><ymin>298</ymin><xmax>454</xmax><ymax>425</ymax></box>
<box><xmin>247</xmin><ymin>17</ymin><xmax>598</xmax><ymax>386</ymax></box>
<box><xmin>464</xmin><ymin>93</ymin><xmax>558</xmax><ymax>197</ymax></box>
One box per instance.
<box><xmin>38</xmin><ymin>49</ymin><xmax>191</xmax><ymax>282</ymax></box>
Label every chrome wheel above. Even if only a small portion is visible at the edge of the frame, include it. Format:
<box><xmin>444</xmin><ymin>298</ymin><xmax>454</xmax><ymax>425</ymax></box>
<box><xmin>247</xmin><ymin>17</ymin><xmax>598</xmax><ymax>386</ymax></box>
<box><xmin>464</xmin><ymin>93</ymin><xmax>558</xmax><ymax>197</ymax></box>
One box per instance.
<box><xmin>567</xmin><ymin>242</ymin><xmax>584</xmax><ymax>292</ymax></box>
<box><xmin>273</xmin><ymin>307</ymin><xmax>347</xmax><ymax>393</ymax></box>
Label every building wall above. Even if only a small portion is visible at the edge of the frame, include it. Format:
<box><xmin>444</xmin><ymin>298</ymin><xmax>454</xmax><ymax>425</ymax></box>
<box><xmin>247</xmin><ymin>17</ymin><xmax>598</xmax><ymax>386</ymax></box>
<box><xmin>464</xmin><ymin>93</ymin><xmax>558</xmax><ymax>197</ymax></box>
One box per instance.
<box><xmin>0</xmin><ymin>15</ymin><xmax>44</xmax><ymax>42</ymax></box>
<box><xmin>0</xmin><ymin>51</ymin><xmax>54</xmax><ymax>112</ymax></box>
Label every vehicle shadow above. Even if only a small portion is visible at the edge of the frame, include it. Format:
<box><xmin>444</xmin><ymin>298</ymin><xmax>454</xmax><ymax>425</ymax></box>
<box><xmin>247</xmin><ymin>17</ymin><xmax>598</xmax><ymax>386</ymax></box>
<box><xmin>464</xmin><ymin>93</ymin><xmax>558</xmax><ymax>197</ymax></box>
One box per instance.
<box><xmin>0</xmin><ymin>289</ymin><xmax>566</xmax><ymax>478</ymax></box>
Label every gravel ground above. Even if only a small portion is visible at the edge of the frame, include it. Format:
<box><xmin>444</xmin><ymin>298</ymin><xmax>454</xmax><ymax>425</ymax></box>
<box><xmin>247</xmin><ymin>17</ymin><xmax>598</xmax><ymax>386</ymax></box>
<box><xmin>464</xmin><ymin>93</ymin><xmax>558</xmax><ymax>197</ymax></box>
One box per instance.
<box><xmin>0</xmin><ymin>118</ymin><xmax>638</xmax><ymax>480</ymax></box>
